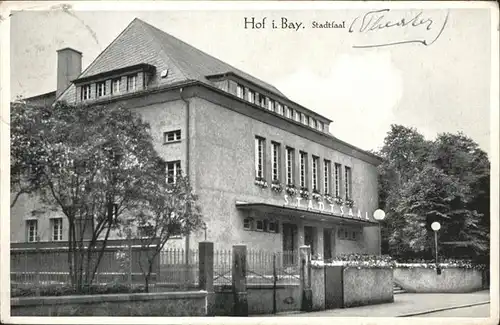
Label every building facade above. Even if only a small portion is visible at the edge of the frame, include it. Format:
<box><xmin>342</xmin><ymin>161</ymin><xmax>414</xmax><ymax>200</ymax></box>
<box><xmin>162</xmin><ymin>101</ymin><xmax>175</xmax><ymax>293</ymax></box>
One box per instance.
<box><xmin>11</xmin><ymin>18</ymin><xmax>382</xmax><ymax>257</ymax></box>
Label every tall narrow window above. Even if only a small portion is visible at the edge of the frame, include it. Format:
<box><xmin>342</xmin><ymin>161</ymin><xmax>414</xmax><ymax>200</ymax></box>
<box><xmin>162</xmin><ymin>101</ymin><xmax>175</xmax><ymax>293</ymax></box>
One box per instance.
<box><xmin>51</xmin><ymin>218</ymin><xmax>63</xmax><ymax>241</ymax></box>
<box><xmin>312</xmin><ymin>156</ymin><xmax>319</xmax><ymax>191</ymax></box>
<box><xmin>334</xmin><ymin>163</ymin><xmax>342</xmax><ymax>197</ymax></box>
<box><xmin>236</xmin><ymin>84</ymin><xmax>245</xmax><ymax>99</ymax></box>
<box><xmin>324</xmin><ymin>160</ymin><xmax>331</xmax><ymax>195</ymax></box>
<box><xmin>127</xmin><ymin>74</ymin><xmax>137</xmax><ymax>91</ymax></box>
<box><xmin>255</xmin><ymin>137</ymin><xmax>265</xmax><ymax>179</ymax></box>
<box><xmin>111</xmin><ymin>78</ymin><xmax>121</xmax><ymax>94</ymax></box>
<box><xmin>26</xmin><ymin>220</ymin><xmax>38</xmax><ymax>243</ymax></box>
<box><xmin>318</xmin><ymin>121</ymin><xmax>324</xmax><ymax>132</ymax></box>
<box><xmin>285</xmin><ymin>106</ymin><xmax>291</xmax><ymax>118</ymax></box>
<box><xmin>295</xmin><ymin>111</ymin><xmax>301</xmax><ymax>123</ymax></box>
<box><xmin>345</xmin><ymin>166</ymin><xmax>352</xmax><ymax>200</ymax></box>
<box><xmin>81</xmin><ymin>85</ymin><xmax>91</xmax><ymax>100</ymax></box>
<box><xmin>311</xmin><ymin>118</ymin><xmax>317</xmax><ymax>129</ymax></box>
<box><xmin>166</xmin><ymin>161</ymin><xmax>182</xmax><ymax>184</ymax></box>
<box><xmin>271</xmin><ymin>142</ymin><xmax>280</xmax><ymax>181</ymax></box>
<box><xmin>96</xmin><ymin>81</ymin><xmax>106</xmax><ymax>98</ymax></box>
<box><xmin>300</xmin><ymin>152</ymin><xmax>307</xmax><ymax>188</ymax></box>
<box><xmin>247</xmin><ymin>90</ymin><xmax>255</xmax><ymax>103</ymax></box>
<box><xmin>285</xmin><ymin>147</ymin><xmax>294</xmax><ymax>185</ymax></box>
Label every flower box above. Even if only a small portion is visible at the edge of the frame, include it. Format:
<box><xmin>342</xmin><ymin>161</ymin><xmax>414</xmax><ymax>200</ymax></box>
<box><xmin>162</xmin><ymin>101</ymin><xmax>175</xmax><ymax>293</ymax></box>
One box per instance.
<box><xmin>285</xmin><ymin>184</ymin><xmax>298</xmax><ymax>196</ymax></box>
<box><xmin>299</xmin><ymin>187</ymin><xmax>310</xmax><ymax>199</ymax></box>
<box><xmin>254</xmin><ymin>177</ymin><xmax>268</xmax><ymax>188</ymax></box>
<box><xmin>270</xmin><ymin>180</ymin><xmax>283</xmax><ymax>193</ymax></box>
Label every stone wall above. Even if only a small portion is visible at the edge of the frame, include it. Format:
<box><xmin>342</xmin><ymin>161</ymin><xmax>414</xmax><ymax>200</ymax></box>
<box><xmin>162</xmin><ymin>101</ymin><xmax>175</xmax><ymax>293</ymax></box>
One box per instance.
<box><xmin>11</xmin><ymin>291</ymin><xmax>207</xmax><ymax>316</ymax></box>
<box><xmin>394</xmin><ymin>267</ymin><xmax>483</xmax><ymax>293</ymax></box>
<box><xmin>214</xmin><ymin>284</ymin><xmax>301</xmax><ymax>315</ymax></box>
<box><xmin>342</xmin><ymin>267</ymin><xmax>394</xmax><ymax>307</ymax></box>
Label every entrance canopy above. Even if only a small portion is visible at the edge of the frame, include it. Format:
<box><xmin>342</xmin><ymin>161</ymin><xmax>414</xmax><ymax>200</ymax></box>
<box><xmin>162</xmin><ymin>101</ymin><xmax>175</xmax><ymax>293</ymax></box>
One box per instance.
<box><xmin>235</xmin><ymin>201</ymin><xmax>378</xmax><ymax>227</ymax></box>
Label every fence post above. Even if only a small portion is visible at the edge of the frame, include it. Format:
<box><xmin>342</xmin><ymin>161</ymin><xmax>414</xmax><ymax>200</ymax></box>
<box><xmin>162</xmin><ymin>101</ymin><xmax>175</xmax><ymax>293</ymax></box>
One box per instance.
<box><xmin>35</xmin><ymin>245</ymin><xmax>41</xmax><ymax>296</ymax></box>
<box><xmin>199</xmin><ymin>241</ymin><xmax>214</xmax><ymax>316</ymax></box>
<box><xmin>128</xmin><ymin>240</ymin><xmax>132</xmax><ymax>288</ymax></box>
<box><xmin>232</xmin><ymin>245</ymin><xmax>248</xmax><ymax>316</ymax></box>
<box><xmin>273</xmin><ymin>253</ymin><xmax>277</xmax><ymax>314</ymax></box>
<box><xmin>300</xmin><ymin>245</ymin><xmax>312</xmax><ymax>312</ymax></box>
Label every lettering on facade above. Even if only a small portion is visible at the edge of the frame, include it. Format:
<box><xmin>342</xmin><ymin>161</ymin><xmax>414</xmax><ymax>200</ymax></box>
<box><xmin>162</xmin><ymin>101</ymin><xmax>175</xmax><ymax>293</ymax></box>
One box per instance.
<box><xmin>283</xmin><ymin>195</ymin><xmax>371</xmax><ymax>220</ymax></box>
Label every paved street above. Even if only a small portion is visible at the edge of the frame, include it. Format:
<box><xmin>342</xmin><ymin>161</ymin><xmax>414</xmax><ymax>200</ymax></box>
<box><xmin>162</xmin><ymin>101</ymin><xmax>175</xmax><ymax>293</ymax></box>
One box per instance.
<box><xmin>419</xmin><ymin>303</ymin><xmax>490</xmax><ymax>317</ymax></box>
<box><xmin>274</xmin><ymin>290</ymin><xmax>490</xmax><ymax>317</ymax></box>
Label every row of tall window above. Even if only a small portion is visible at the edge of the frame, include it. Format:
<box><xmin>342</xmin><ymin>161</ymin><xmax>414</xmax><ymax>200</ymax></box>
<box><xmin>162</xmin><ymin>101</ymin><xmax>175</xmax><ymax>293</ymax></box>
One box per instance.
<box><xmin>80</xmin><ymin>74</ymin><xmax>138</xmax><ymax>101</ymax></box>
<box><xmin>237</xmin><ymin>84</ymin><xmax>326</xmax><ymax>133</ymax></box>
<box><xmin>255</xmin><ymin>136</ymin><xmax>352</xmax><ymax>199</ymax></box>
<box><xmin>25</xmin><ymin>218</ymin><xmax>63</xmax><ymax>242</ymax></box>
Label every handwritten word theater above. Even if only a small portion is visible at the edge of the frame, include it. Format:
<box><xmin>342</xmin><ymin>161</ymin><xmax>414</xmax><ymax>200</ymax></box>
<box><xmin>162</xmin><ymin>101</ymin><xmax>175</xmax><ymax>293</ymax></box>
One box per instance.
<box><xmin>11</xmin><ymin>19</ymin><xmax>383</xmax><ymax>258</ymax></box>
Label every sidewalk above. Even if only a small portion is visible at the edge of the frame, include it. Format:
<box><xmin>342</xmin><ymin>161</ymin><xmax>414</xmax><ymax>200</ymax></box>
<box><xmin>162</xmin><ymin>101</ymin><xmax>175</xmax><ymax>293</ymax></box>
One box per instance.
<box><xmin>273</xmin><ymin>290</ymin><xmax>490</xmax><ymax>317</ymax></box>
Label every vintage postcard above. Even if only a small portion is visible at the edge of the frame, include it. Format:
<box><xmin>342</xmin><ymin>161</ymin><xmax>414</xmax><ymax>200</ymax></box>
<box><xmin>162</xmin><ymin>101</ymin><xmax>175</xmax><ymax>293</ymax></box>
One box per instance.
<box><xmin>0</xmin><ymin>1</ymin><xmax>498</xmax><ymax>325</ymax></box>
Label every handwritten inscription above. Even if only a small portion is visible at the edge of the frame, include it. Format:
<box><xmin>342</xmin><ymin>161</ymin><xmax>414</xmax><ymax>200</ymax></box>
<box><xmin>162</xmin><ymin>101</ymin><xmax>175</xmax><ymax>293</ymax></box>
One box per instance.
<box><xmin>349</xmin><ymin>9</ymin><xmax>450</xmax><ymax>48</ymax></box>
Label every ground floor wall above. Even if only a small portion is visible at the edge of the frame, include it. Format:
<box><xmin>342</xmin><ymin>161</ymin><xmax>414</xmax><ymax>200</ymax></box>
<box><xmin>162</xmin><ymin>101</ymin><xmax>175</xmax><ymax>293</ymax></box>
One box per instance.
<box><xmin>11</xmin><ymin>187</ymin><xmax>381</xmax><ymax>258</ymax></box>
<box><xmin>186</xmin><ymin>186</ymin><xmax>380</xmax><ymax>256</ymax></box>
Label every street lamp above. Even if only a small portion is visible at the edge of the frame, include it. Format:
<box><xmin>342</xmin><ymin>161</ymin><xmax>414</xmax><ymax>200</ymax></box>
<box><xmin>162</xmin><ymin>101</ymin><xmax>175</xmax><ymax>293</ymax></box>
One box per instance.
<box><xmin>431</xmin><ymin>221</ymin><xmax>441</xmax><ymax>274</ymax></box>
<box><xmin>373</xmin><ymin>209</ymin><xmax>386</xmax><ymax>255</ymax></box>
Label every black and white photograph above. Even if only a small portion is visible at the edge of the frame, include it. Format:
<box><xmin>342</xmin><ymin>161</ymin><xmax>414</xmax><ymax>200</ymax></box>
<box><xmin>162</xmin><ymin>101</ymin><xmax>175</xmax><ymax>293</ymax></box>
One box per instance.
<box><xmin>0</xmin><ymin>1</ymin><xmax>498</xmax><ymax>324</ymax></box>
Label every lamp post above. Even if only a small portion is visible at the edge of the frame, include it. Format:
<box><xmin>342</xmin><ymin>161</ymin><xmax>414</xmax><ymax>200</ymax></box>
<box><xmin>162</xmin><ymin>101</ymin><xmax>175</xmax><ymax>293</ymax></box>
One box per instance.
<box><xmin>431</xmin><ymin>221</ymin><xmax>441</xmax><ymax>274</ymax></box>
<box><xmin>373</xmin><ymin>209</ymin><xmax>386</xmax><ymax>255</ymax></box>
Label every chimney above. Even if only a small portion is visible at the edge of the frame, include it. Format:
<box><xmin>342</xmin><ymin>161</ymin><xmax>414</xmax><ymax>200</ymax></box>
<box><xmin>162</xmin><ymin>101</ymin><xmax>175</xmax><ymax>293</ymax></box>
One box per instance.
<box><xmin>56</xmin><ymin>47</ymin><xmax>82</xmax><ymax>97</ymax></box>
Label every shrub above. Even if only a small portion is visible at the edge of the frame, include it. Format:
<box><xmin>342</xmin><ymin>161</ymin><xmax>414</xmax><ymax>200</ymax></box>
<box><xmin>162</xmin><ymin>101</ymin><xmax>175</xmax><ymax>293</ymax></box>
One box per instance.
<box><xmin>313</xmin><ymin>253</ymin><xmax>396</xmax><ymax>269</ymax></box>
<box><xmin>395</xmin><ymin>258</ymin><xmax>487</xmax><ymax>270</ymax></box>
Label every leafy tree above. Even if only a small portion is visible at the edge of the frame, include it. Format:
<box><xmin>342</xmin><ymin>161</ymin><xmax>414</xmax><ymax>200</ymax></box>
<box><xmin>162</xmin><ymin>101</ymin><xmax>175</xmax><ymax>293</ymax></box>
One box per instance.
<box><xmin>11</xmin><ymin>100</ymin><xmax>167</xmax><ymax>291</ymax></box>
<box><xmin>120</xmin><ymin>174</ymin><xmax>203</xmax><ymax>292</ymax></box>
<box><xmin>378</xmin><ymin>125</ymin><xmax>490</xmax><ymax>261</ymax></box>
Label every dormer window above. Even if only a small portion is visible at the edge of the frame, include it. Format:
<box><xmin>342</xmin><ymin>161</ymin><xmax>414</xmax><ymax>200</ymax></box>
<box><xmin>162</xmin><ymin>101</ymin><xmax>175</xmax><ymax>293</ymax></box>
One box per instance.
<box><xmin>285</xmin><ymin>106</ymin><xmax>291</xmax><ymax>118</ymax></box>
<box><xmin>268</xmin><ymin>100</ymin><xmax>275</xmax><ymax>112</ymax></box>
<box><xmin>96</xmin><ymin>81</ymin><xmax>106</xmax><ymax>98</ymax></box>
<box><xmin>111</xmin><ymin>78</ymin><xmax>121</xmax><ymax>94</ymax></box>
<box><xmin>276</xmin><ymin>103</ymin><xmax>283</xmax><ymax>115</ymax></box>
<box><xmin>259</xmin><ymin>95</ymin><xmax>266</xmax><ymax>108</ymax></box>
<box><xmin>310</xmin><ymin>118</ymin><xmax>316</xmax><ymax>129</ymax></box>
<box><xmin>81</xmin><ymin>85</ymin><xmax>91</xmax><ymax>100</ymax></box>
<box><xmin>247</xmin><ymin>90</ymin><xmax>255</xmax><ymax>104</ymax></box>
<box><xmin>127</xmin><ymin>74</ymin><xmax>137</xmax><ymax>92</ymax></box>
<box><xmin>302</xmin><ymin>114</ymin><xmax>309</xmax><ymax>125</ymax></box>
<box><xmin>295</xmin><ymin>111</ymin><xmax>300</xmax><ymax>122</ymax></box>
<box><xmin>318</xmin><ymin>121</ymin><xmax>324</xmax><ymax>132</ymax></box>
<box><xmin>236</xmin><ymin>84</ymin><xmax>245</xmax><ymax>99</ymax></box>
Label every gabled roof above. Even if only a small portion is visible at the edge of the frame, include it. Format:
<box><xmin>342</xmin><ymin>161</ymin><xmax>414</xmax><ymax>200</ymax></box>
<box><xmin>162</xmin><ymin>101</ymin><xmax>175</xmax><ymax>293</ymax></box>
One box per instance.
<box><xmin>59</xmin><ymin>18</ymin><xmax>284</xmax><ymax>102</ymax></box>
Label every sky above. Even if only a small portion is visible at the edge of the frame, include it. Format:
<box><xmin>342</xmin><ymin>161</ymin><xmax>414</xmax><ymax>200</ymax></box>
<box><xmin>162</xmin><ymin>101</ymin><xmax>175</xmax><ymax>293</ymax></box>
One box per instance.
<box><xmin>8</xmin><ymin>4</ymin><xmax>494</xmax><ymax>155</ymax></box>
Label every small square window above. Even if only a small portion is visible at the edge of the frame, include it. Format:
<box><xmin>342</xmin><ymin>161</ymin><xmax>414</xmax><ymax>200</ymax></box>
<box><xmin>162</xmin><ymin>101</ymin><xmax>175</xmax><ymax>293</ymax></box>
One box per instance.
<box><xmin>243</xmin><ymin>218</ymin><xmax>252</xmax><ymax>230</ymax></box>
<box><xmin>268</xmin><ymin>221</ymin><xmax>279</xmax><ymax>233</ymax></box>
<box><xmin>164</xmin><ymin>130</ymin><xmax>181</xmax><ymax>143</ymax></box>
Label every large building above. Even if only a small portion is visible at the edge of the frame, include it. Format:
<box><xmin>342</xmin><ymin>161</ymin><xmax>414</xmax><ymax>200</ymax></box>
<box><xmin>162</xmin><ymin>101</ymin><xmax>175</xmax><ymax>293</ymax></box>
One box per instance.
<box><xmin>11</xmin><ymin>18</ymin><xmax>383</xmax><ymax>258</ymax></box>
